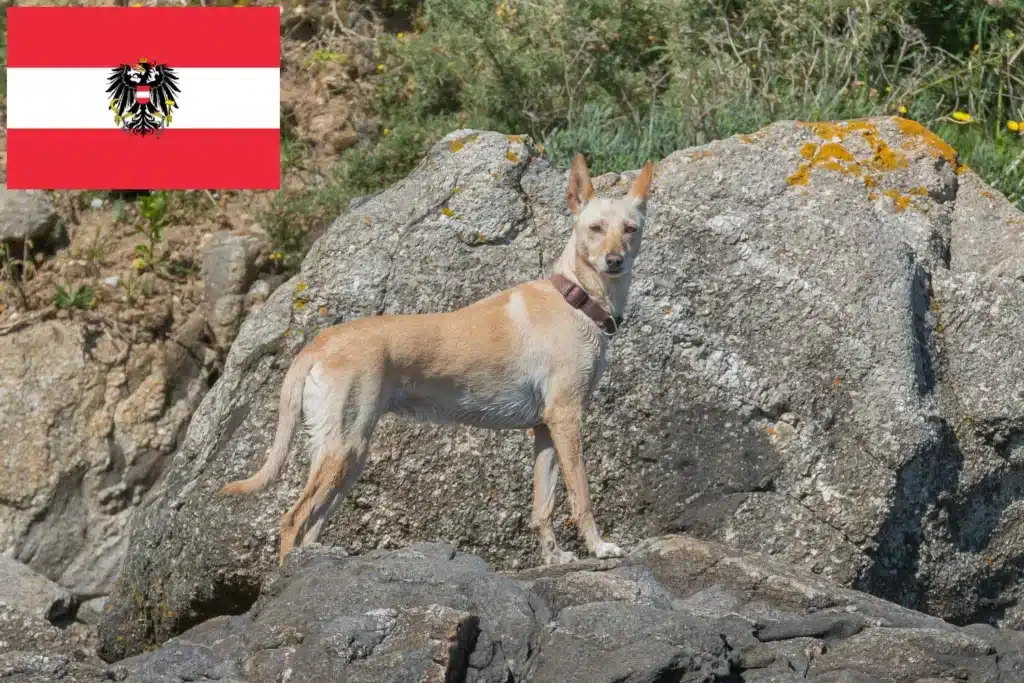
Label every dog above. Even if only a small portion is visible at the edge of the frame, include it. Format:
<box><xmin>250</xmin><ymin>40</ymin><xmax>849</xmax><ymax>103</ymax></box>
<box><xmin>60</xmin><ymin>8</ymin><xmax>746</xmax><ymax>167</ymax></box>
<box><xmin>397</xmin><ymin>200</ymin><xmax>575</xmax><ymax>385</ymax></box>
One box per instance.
<box><xmin>220</xmin><ymin>152</ymin><xmax>654</xmax><ymax>567</ymax></box>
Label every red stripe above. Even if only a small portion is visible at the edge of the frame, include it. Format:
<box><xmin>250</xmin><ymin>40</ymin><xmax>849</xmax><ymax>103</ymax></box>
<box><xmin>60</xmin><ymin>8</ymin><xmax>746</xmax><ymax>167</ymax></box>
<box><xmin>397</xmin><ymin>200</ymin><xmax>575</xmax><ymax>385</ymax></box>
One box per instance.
<box><xmin>7</xmin><ymin>129</ymin><xmax>281</xmax><ymax>190</ymax></box>
<box><xmin>7</xmin><ymin>7</ymin><xmax>280</xmax><ymax>68</ymax></box>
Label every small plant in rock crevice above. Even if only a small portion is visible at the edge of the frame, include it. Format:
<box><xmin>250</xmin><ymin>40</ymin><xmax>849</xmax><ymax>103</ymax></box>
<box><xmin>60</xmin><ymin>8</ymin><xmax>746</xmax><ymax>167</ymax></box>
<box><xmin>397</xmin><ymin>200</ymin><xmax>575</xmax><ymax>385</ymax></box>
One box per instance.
<box><xmin>0</xmin><ymin>240</ymin><xmax>37</xmax><ymax>310</ymax></box>
<box><xmin>54</xmin><ymin>283</ymin><xmax>96</xmax><ymax>311</ymax></box>
<box><xmin>133</xmin><ymin>192</ymin><xmax>170</xmax><ymax>273</ymax></box>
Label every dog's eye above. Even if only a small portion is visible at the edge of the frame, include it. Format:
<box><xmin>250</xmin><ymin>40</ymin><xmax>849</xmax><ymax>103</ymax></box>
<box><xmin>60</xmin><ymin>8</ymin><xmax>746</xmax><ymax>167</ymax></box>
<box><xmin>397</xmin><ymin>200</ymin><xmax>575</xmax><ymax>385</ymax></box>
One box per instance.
<box><xmin>589</xmin><ymin>223</ymin><xmax>603</xmax><ymax>233</ymax></box>
<box><xmin>624</xmin><ymin>222</ymin><xmax>637</xmax><ymax>233</ymax></box>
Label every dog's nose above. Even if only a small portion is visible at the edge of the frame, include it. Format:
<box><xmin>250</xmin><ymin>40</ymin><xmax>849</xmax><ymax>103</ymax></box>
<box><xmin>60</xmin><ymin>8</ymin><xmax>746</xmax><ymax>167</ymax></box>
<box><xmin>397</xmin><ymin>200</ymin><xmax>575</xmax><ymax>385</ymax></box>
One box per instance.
<box><xmin>606</xmin><ymin>254</ymin><xmax>624</xmax><ymax>270</ymax></box>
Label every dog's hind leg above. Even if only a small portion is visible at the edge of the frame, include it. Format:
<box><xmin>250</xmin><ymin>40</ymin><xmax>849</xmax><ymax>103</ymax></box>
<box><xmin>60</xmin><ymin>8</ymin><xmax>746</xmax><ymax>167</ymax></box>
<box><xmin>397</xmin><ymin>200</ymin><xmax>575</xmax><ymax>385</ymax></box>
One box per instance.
<box><xmin>299</xmin><ymin>440</ymin><xmax>370</xmax><ymax>547</ymax></box>
<box><xmin>530</xmin><ymin>425</ymin><xmax>578</xmax><ymax>565</ymax></box>
<box><xmin>279</xmin><ymin>444</ymin><xmax>347</xmax><ymax>564</ymax></box>
<box><xmin>279</xmin><ymin>369</ymin><xmax>382</xmax><ymax>565</ymax></box>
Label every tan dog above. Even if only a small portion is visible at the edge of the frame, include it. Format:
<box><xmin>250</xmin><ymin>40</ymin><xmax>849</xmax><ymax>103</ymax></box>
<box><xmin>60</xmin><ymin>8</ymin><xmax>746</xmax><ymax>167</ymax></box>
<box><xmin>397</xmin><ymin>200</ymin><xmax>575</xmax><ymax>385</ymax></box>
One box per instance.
<box><xmin>220</xmin><ymin>153</ymin><xmax>654</xmax><ymax>566</ymax></box>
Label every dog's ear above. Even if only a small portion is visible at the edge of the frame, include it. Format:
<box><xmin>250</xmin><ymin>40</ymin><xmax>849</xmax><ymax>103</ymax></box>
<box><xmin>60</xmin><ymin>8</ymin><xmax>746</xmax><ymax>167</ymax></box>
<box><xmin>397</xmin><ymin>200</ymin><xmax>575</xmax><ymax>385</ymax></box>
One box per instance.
<box><xmin>567</xmin><ymin>153</ymin><xmax>595</xmax><ymax>216</ymax></box>
<box><xmin>627</xmin><ymin>161</ymin><xmax>654</xmax><ymax>211</ymax></box>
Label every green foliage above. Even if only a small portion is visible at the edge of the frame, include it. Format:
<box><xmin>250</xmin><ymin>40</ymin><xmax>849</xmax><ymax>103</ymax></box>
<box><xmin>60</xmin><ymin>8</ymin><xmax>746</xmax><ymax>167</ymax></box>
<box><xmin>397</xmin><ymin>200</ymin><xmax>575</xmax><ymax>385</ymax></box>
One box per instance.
<box><xmin>134</xmin><ymin>192</ymin><xmax>169</xmax><ymax>272</ymax></box>
<box><xmin>267</xmin><ymin>0</ymin><xmax>1024</xmax><ymax>265</ymax></box>
<box><xmin>54</xmin><ymin>283</ymin><xmax>95</xmax><ymax>311</ymax></box>
<box><xmin>0</xmin><ymin>240</ymin><xmax>36</xmax><ymax>309</ymax></box>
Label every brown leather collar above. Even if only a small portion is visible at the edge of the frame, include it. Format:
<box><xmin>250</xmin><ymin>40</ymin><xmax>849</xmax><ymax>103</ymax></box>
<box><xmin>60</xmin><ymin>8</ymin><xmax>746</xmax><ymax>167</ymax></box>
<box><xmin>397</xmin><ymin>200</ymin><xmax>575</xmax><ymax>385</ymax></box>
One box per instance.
<box><xmin>550</xmin><ymin>273</ymin><xmax>623</xmax><ymax>335</ymax></box>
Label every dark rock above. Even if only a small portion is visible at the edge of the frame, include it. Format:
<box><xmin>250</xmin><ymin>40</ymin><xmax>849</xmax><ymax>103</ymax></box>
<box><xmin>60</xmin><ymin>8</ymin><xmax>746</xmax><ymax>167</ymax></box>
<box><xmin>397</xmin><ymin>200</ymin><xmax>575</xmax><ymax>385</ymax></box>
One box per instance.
<box><xmin>91</xmin><ymin>535</ymin><xmax>1024</xmax><ymax>682</ymax></box>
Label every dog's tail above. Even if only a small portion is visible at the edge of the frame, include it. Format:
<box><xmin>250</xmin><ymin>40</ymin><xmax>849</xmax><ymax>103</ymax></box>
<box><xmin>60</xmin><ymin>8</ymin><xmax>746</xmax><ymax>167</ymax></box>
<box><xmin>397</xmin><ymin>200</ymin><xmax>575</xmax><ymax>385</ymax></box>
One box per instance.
<box><xmin>219</xmin><ymin>351</ymin><xmax>316</xmax><ymax>496</ymax></box>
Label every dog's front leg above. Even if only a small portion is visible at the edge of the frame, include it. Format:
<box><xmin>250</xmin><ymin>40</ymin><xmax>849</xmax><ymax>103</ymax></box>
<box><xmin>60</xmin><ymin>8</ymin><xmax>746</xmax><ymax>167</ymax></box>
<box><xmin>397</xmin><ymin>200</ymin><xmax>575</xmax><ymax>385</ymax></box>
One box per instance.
<box><xmin>530</xmin><ymin>425</ymin><xmax>579</xmax><ymax>565</ymax></box>
<box><xmin>546</xmin><ymin>413</ymin><xmax>624</xmax><ymax>560</ymax></box>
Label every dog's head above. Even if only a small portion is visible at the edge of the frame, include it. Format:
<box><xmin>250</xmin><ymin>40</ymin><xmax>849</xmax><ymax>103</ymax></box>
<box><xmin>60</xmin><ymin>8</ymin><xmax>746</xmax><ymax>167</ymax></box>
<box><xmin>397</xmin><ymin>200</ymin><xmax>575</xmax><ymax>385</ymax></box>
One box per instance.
<box><xmin>566</xmin><ymin>153</ymin><xmax>654</xmax><ymax>278</ymax></box>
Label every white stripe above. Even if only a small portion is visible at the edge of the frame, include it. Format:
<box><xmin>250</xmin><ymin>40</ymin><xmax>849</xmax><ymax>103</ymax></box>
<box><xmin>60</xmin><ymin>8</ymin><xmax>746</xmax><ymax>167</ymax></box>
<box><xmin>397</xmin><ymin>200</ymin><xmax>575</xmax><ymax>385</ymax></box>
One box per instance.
<box><xmin>7</xmin><ymin>68</ymin><xmax>279</xmax><ymax>130</ymax></box>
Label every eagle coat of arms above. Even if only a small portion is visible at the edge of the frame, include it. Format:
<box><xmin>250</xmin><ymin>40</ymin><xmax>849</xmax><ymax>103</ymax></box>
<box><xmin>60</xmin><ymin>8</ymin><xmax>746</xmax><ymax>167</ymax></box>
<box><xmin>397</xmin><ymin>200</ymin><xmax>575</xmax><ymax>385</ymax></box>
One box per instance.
<box><xmin>106</xmin><ymin>58</ymin><xmax>181</xmax><ymax>135</ymax></box>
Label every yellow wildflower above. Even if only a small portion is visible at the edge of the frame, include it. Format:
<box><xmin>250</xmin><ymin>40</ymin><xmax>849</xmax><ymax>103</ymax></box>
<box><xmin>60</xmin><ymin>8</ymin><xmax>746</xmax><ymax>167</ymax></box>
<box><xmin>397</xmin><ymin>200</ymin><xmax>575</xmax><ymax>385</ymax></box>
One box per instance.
<box><xmin>972</xmin><ymin>43</ymin><xmax>980</xmax><ymax>52</ymax></box>
<box><xmin>1009</xmin><ymin>30</ymin><xmax>1016</xmax><ymax>40</ymax></box>
<box><xmin>396</xmin><ymin>32</ymin><xmax>405</xmax><ymax>40</ymax></box>
<box><xmin>898</xmin><ymin>105</ymin><xmax>908</xmax><ymax>114</ymax></box>
<box><xmin>884</xmin><ymin>85</ymin><xmax>892</xmax><ymax>93</ymax></box>
<box><xmin>376</xmin><ymin>63</ymin><xmax>385</xmax><ymax>73</ymax></box>
<box><xmin>133</xmin><ymin>257</ymin><xmax>147</xmax><ymax>271</ymax></box>
<box><xmin>495</xmin><ymin>2</ymin><xmax>516</xmax><ymax>18</ymax></box>
<box><xmin>951</xmin><ymin>111</ymin><xmax>973</xmax><ymax>123</ymax></box>
<box><xmin>382</xmin><ymin>128</ymin><xmax>392</xmax><ymax>136</ymax></box>
<box><xmin>1009</xmin><ymin>120</ymin><xmax>1021</xmax><ymax>132</ymax></box>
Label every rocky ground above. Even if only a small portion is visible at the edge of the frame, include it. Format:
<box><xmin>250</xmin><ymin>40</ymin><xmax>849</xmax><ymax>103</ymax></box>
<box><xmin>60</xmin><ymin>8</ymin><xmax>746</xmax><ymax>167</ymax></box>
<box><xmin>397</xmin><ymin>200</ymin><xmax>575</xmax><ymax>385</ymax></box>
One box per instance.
<box><xmin>4</xmin><ymin>535</ymin><xmax>1024</xmax><ymax>682</ymax></box>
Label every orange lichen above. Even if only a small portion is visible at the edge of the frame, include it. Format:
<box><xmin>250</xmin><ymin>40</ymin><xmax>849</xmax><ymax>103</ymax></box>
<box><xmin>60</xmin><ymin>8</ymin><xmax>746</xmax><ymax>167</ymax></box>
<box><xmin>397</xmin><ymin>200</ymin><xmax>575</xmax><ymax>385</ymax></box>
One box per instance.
<box><xmin>737</xmin><ymin>130</ymin><xmax>770</xmax><ymax>144</ymax></box>
<box><xmin>894</xmin><ymin>117</ymin><xmax>962</xmax><ymax>171</ymax></box>
<box><xmin>787</xmin><ymin>139</ymin><xmax>862</xmax><ymax>185</ymax></box>
<box><xmin>506</xmin><ymin>134</ymin><xmax>524</xmax><ymax>143</ymax></box>
<box><xmin>506</xmin><ymin>149</ymin><xmax>520</xmax><ymax>162</ymax></box>
<box><xmin>909</xmin><ymin>186</ymin><xmax>929</xmax><ymax>196</ymax></box>
<box><xmin>801</xmin><ymin>119</ymin><xmax>877</xmax><ymax>141</ymax></box>
<box><xmin>689</xmin><ymin>150</ymin><xmax>715</xmax><ymax>159</ymax></box>
<box><xmin>981</xmin><ymin>190</ymin><xmax>995</xmax><ymax>199</ymax></box>
<box><xmin>448</xmin><ymin>133</ymin><xmax>478</xmax><ymax>153</ymax></box>
<box><xmin>789</xmin><ymin>120</ymin><xmax>918</xmax><ymax>208</ymax></box>
<box><xmin>884</xmin><ymin>189</ymin><xmax>911</xmax><ymax>212</ymax></box>
<box><xmin>862</xmin><ymin>132</ymin><xmax>908</xmax><ymax>172</ymax></box>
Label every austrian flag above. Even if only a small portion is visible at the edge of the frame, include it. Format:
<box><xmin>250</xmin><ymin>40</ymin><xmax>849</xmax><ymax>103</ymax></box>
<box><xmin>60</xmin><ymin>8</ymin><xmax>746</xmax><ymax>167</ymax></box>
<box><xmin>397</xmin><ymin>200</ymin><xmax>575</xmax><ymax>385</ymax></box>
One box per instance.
<box><xmin>6</xmin><ymin>7</ymin><xmax>281</xmax><ymax>190</ymax></box>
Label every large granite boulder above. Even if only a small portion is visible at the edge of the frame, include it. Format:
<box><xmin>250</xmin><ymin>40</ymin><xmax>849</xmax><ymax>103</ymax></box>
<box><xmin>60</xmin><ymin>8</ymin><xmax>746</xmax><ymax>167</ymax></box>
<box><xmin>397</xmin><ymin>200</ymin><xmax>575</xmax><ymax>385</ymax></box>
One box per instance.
<box><xmin>104</xmin><ymin>535</ymin><xmax>1024</xmax><ymax>682</ymax></box>
<box><xmin>99</xmin><ymin>118</ymin><xmax>1024</xmax><ymax>659</ymax></box>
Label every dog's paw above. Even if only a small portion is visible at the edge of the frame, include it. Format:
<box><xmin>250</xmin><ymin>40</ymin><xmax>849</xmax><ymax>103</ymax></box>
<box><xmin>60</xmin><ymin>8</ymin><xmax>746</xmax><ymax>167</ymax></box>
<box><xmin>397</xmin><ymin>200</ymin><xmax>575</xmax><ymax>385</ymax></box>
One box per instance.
<box><xmin>544</xmin><ymin>549</ymin><xmax>579</xmax><ymax>566</ymax></box>
<box><xmin>593</xmin><ymin>541</ymin><xmax>625</xmax><ymax>559</ymax></box>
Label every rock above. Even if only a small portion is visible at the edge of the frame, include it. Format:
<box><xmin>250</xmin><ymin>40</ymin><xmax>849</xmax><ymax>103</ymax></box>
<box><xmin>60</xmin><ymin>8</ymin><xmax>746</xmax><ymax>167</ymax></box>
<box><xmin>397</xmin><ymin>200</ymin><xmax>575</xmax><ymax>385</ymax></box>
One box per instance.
<box><xmin>201</xmin><ymin>231</ymin><xmax>266</xmax><ymax>350</ymax></box>
<box><xmin>0</xmin><ymin>603</ymin><xmax>107</xmax><ymax>682</ymax></box>
<box><xmin>100</xmin><ymin>119</ymin><xmax>1024</xmax><ymax>658</ymax></box>
<box><xmin>0</xmin><ymin>189</ymin><xmax>59</xmax><ymax>246</ymax></box>
<box><xmin>0</xmin><ymin>556</ymin><xmax>77</xmax><ymax>624</ymax></box>
<box><xmin>75</xmin><ymin>597</ymin><xmax>107</xmax><ymax>627</ymax></box>
<box><xmin>104</xmin><ymin>535</ymin><xmax>1023</xmax><ymax>682</ymax></box>
<box><xmin>244</xmin><ymin>279</ymin><xmax>273</xmax><ymax>311</ymax></box>
<box><xmin>0</xmin><ymin>318</ymin><xmax>214</xmax><ymax>597</ymax></box>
